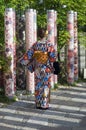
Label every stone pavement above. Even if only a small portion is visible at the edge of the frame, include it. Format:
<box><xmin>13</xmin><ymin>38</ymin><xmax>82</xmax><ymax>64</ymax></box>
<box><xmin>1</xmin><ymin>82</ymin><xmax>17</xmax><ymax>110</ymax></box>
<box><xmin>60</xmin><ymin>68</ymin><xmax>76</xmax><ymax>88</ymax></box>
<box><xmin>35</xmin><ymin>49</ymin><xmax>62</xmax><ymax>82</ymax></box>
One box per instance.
<box><xmin>0</xmin><ymin>82</ymin><xmax>86</xmax><ymax>130</ymax></box>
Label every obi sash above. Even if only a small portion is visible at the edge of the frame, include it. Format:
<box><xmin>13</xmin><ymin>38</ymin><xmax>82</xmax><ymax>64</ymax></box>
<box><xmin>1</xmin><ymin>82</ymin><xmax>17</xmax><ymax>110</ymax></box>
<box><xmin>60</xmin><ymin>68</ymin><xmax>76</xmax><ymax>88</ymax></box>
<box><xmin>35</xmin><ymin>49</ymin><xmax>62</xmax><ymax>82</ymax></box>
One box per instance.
<box><xmin>33</xmin><ymin>51</ymin><xmax>48</xmax><ymax>64</ymax></box>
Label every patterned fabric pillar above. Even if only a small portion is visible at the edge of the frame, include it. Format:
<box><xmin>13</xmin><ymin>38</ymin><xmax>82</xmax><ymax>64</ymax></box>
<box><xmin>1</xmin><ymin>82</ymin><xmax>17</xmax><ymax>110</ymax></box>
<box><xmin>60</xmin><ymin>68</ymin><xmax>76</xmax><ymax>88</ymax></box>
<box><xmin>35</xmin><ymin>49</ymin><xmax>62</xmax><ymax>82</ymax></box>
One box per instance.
<box><xmin>54</xmin><ymin>10</ymin><xmax>58</xmax><ymax>84</ymax></box>
<box><xmin>4</xmin><ymin>8</ymin><xmax>16</xmax><ymax>97</ymax></box>
<box><xmin>25</xmin><ymin>9</ymin><xmax>35</xmax><ymax>93</ymax></box>
<box><xmin>47</xmin><ymin>10</ymin><xmax>55</xmax><ymax>88</ymax></box>
<box><xmin>16</xmin><ymin>15</ymin><xmax>26</xmax><ymax>89</ymax></box>
<box><xmin>67</xmin><ymin>11</ymin><xmax>74</xmax><ymax>84</ymax></box>
<box><xmin>74</xmin><ymin>12</ymin><xmax>78</xmax><ymax>80</ymax></box>
<box><xmin>33</xmin><ymin>9</ymin><xmax>37</xmax><ymax>42</ymax></box>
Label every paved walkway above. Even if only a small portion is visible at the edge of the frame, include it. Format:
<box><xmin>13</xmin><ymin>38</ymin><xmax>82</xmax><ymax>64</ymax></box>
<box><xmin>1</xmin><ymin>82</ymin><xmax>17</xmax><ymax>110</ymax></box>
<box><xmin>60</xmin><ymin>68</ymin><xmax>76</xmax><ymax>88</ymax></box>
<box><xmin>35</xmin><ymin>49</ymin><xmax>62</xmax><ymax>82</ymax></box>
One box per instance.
<box><xmin>0</xmin><ymin>82</ymin><xmax>86</xmax><ymax>130</ymax></box>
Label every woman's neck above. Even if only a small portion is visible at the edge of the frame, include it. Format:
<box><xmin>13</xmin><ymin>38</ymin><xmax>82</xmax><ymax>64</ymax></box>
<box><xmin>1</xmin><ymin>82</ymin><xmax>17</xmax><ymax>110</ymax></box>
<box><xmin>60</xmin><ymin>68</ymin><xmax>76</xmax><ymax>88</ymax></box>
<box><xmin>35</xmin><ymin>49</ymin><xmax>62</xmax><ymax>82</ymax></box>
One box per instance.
<box><xmin>40</xmin><ymin>37</ymin><xmax>46</xmax><ymax>41</ymax></box>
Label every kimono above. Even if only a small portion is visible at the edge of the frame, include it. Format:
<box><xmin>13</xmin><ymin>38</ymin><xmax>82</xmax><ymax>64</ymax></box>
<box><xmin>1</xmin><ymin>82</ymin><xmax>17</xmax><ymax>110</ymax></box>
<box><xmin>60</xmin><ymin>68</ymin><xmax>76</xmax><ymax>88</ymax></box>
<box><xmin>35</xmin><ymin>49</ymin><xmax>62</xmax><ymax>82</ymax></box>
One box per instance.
<box><xmin>20</xmin><ymin>40</ymin><xmax>56</xmax><ymax>109</ymax></box>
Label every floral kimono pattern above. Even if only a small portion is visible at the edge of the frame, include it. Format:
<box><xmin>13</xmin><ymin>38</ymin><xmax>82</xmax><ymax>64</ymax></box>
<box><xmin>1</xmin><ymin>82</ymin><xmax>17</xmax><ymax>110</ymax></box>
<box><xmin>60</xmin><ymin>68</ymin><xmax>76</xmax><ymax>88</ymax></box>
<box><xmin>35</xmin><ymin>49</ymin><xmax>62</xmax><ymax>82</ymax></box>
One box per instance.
<box><xmin>20</xmin><ymin>41</ymin><xmax>56</xmax><ymax>108</ymax></box>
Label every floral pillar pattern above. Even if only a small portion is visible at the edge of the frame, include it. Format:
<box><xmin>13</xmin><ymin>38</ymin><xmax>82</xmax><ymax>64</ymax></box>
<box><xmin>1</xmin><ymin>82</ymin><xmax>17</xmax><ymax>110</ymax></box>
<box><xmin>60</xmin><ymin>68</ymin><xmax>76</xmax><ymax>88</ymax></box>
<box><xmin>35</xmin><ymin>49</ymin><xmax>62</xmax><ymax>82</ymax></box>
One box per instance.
<box><xmin>4</xmin><ymin>8</ymin><xmax>16</xmax><ymax>97</ymax></box>
<box><xmin>25</xmin><ymin>9</ymin><xmax>36</xmax><ymax>93</ymax></box>
<box><xmin>67</xmin><ymin>11</ymin><xmax>74</xmax><ymax>84</ymax></box>
<box><xmin>33</xmin><ymin>10</ymin><xmax>37</xmax><ymax>43</ymax></box>
<box><xmin>16</xmin><ymin>15</ymin><xmax>26</xmax><ymax>89</ymax></box>
<box><xmin>74</xmin><ymin>12</ymin><xmax>78</xmax><ymax>80</ymax></box>
<box><xmin>47</xmin><ymin>10</ymin><xmax>56</xmax><ymax>88</ymax></box>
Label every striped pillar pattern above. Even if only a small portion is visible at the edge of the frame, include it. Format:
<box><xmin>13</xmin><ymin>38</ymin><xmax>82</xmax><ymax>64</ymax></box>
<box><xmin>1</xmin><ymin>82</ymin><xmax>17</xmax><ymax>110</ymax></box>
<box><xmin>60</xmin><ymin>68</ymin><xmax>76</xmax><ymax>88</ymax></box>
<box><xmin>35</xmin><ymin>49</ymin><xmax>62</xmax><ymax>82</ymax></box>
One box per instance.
<box><xmin>74</xmin><ymin>12</ymin><xmax>78</xmax><ymax>80</ymax></box>
<box><xmin>47</xmin><ymin>10</ymin><xmax>57</xmax><ymax>88</ymax></box>
<box><xmin>67</xmin><ymin>11</ymin><xmax>74</xmax><ymax>84</ymax></box>
<box><xmin>4</xmin><ymin>8</ymin><xmax>16</xmax><ymax>97</ymax></box>
<box><xmin>25</xmin><ymin>9</ymin><xmax>37</xmax><ymax>93</ymax></box>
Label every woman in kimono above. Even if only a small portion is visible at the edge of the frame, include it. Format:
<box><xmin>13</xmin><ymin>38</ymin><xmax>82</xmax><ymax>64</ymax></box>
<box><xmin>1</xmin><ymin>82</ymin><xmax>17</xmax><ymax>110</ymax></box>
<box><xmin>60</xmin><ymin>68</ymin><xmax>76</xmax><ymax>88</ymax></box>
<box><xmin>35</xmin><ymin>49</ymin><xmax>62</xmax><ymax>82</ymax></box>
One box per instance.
<box><xmin>20</xmin><ymin>28</ymin><xmax>56</xmax><ymax>109</ymax></box>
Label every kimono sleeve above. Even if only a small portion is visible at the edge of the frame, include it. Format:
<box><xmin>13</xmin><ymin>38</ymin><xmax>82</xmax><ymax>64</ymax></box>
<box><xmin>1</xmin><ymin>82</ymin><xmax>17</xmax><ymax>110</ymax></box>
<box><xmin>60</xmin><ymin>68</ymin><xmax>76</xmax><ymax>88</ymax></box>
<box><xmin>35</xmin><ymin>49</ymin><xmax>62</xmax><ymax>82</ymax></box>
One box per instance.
<box><xmin>19</xmin><ymin>53</ymin><xmax>29</xmax><ymax>66</ymax></box>
<box><xmin>48</xmin><ymin>44</ymin><xmax>56</xmax><ymax>63</ymax></box>
<box><xmin>20</xmin><ymin>47</ymin><xmax>34</xmax><ymax>66</ymax></box>
<box><xmin>46</xmin><ymin>43</ymin><xmax>57</xmax><ymax>72</ymax></box>
<box><xmin>19</xmin><ymin>44</ymin><xmax>36</xmax><ymax>73</ymax></box>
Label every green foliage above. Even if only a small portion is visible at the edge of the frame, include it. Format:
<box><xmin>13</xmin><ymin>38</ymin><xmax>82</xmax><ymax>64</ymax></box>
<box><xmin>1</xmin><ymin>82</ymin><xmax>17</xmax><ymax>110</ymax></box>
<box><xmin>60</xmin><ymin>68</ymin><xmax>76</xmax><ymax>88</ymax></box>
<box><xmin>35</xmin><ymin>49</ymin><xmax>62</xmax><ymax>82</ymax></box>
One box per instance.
<box><xmin>37</xmin><ymin>14</ymin><xmax>47</xmax><ymax>28</ymax></box>
<box><xmin>78</xmin><ymin>32</ymin><xmax>86</xmax><ymax>49</ymax></box>
<box><xmin>58</xmin><ymin>30</ymin><xmax>69</xmax><ymax>52</ymax></box>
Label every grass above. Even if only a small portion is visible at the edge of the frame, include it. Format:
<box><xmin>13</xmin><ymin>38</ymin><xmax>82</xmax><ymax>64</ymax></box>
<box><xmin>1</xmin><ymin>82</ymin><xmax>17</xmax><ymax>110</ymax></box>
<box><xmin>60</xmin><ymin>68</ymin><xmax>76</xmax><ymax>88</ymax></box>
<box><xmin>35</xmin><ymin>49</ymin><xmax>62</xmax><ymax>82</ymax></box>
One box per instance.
<box><xmin>75</xmin><ymin>78</ymin><xmax>86</xmax><ymax>83</ymax></box>
<box><xmin>54</xmin><ymin>83</ymin><xmax>59</xmax><ymax>89</ymax></box>
<box><xmin>53</xmin><ymin>78</ymin><xmax>86</xmax><ymax>89</ymax></box>
<box><xmin>0</xmin><ymin>88</ymin><xmax>17</xmax><ymax>104</ymax></box>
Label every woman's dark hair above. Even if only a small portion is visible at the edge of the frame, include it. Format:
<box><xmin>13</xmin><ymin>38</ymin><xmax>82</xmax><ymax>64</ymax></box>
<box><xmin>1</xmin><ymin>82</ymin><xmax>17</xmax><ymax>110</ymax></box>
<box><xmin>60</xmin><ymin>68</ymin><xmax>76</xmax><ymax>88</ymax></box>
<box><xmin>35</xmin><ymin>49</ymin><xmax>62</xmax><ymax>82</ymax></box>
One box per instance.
<box><xmin>37</xmin><ymin>27</ymin><xmax>46</xmax><ymax>39</ymax></box>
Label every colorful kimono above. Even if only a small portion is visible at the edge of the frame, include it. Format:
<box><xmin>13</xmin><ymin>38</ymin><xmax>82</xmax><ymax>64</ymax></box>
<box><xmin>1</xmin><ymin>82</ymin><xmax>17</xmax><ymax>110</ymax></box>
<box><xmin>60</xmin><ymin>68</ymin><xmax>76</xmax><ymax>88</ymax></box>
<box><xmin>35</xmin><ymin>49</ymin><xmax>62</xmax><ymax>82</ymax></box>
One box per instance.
<box><xmin>20</xmin><ymin>40</ymin><xmax>56</xmax><ymax>109</ymax></box>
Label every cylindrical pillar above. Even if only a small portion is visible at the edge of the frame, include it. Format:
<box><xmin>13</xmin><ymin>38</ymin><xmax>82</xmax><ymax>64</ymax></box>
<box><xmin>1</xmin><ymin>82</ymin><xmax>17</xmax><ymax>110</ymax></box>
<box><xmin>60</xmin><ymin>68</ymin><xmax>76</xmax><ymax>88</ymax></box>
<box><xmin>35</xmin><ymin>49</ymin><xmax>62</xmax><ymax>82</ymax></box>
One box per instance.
<box><xmin>33</xmin><ymin>9</ymin><xmax>37</xmax><ymax>43</ymax></box>
<box><xmin>16</xmin><ymin>14</ymin><xmax>26</xmax><ymax>89</ymax></box>
<box><xmin>47</xmin><ymin>10</ymin><xmax>55</xmax><ymax>44</ymax></box>
<box><xmin>4</xmin><ymin>8</ymin><xmax>16</xmax><ymax>97</ymax></box>
<box><xmin>25</xmin><ymin>9</ymin><xmax>37</xmax><ymax>93</ymax></box>
<box><xmin>67</xmin><ymin>11</ymin><xmax>74</xmax><ymax>84</ymax></box>
<box><xmin>54</xmin><ymin>10</ymin><xmax>58</xmax><ymax>84</ymax></box>
<box><xmin>74</xmin><ymin>12</ymin><xmax>78</xmax><ymax>80</ymax></box>
<box><xmin>47</xmin><ymin>10</ymin><xmax>56</xmax><ymax>88</ymax></box>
